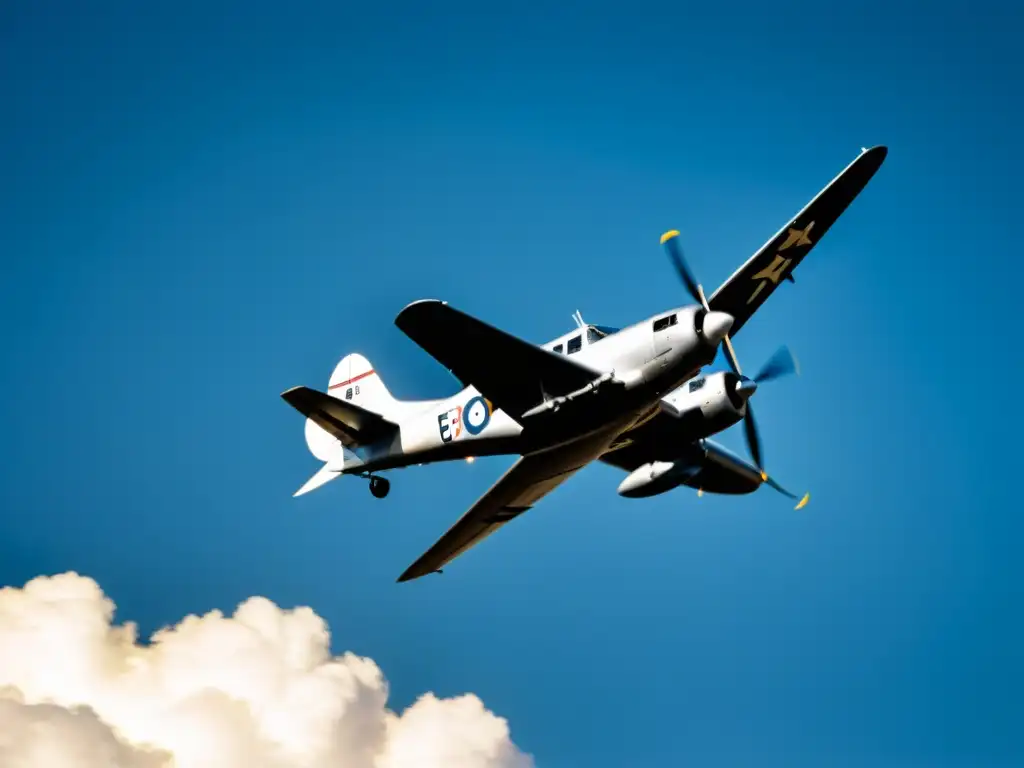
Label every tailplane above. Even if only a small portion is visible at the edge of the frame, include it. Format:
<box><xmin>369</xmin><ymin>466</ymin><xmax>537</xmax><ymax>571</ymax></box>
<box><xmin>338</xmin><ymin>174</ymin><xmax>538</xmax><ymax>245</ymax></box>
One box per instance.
<box><xmin>282</xmin><ymin>385</ymin><xmax>399</xmax><ymax>454</ymax></box>
<box><xmin>282</xmin><ymin>352</ymin><xmax>442</xmax><ymax>497</ymax></box>
<box><xmin>293</xmin><ymin>463</ymin><xmax>343</xmax><ymax>497</ymax></box>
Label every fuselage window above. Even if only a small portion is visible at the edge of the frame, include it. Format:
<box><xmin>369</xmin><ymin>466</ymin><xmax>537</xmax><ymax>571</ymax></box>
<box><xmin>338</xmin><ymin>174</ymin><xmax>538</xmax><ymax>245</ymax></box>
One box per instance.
<box><xmin>688</xmin><ymin>378</ymin><xmax>706</xmax><ymax>393</ymax></box>
<box><xmin>567</xmin><ymin>334</ymin><xmax>582</xmax><ymax>354</ymax></box>
<box><xmin>653</xmin><ymin>314</ymin><xmax>678</xmax><ymax>332</ymax></box>
<box><xmin>552</xmin><ymin>343</ymin><xmax>564</xmax><ymax>354</ymax></box>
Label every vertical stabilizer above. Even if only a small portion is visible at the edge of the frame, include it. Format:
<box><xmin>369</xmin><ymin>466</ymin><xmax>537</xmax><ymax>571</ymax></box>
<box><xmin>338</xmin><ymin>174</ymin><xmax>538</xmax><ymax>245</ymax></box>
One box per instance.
<box><xmin>286</xmin><ymin>352</ymin><xmax>445</xmax><ymax>496</ymax></box>
<box><xmin>326</xmin><ymin>353</ymin><xmax>402</xmax><ymax>419</ymax></box>
<box><xmin>297</xmin><ymin>352</ymin><xmax>443</xmax><ymax>467</ymax></box>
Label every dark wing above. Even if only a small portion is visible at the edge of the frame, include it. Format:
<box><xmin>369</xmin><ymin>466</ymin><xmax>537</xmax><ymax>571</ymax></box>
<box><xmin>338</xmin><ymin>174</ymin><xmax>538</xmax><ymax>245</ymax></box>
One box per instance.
<box><xmin>281</xmin><ymin>386</ymin><xmax>398</xmax><ymax>448</ymax></box>
<box><xmin>395</xmin><ymin>300</ymin><xmax>601</xmax><ymax>421</ymax></box>
<box><xmin>600</xmin><ymin>404</ymin><xmax>691</xmax><ymax>472</ymax></box>
<box><xmin>397</xmin><ymin>434</ymin><xmax>612</xmax><ymax>581</ymax></box>
<box><xmin>708</xmin><ymin>145</ymin><xmax>887</xmax><ymax>337</ymax></box>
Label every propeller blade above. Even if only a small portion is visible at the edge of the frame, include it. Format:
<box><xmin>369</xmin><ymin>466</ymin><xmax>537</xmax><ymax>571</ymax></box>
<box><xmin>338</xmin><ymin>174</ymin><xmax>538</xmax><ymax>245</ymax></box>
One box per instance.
<box><xmin>661</xmin><ymin>232</ymin><xmax>738</xmax><ymax>373</ymax></box>
<box><xmin>754</xmin><ymin>346</ymin><xmax>799</xmax><ymax>384</ymax></box>
<box><xmin>761</xmin><ymin>474</ymin><xmax>811</xmax><ymax>510</ymax></box>
<box><xmin>742</xmin><ymin>406</ymin><xmax>763</xmax><ymax>474</ymax></box>
<box><xmin>696</xmin><ymin>283</ymin><xmax>710</xmax><ymax>312</ymax></box>
<box><xmin>660</xmin><ymin>230</ymin><xmax>703</xmax><ymax>306</ymax></box>
<box><xmin>721</xmin><ymin>334</ymin><xmax>743</xmax><ymax>376</ymax></box>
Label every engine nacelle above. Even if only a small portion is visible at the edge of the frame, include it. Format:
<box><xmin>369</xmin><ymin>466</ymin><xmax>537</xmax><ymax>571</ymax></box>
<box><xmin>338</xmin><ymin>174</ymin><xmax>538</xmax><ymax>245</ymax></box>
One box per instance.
<box><xmin>681</xmin><ymin>439</ymin><xmax>762</xmax><ymax>494</ymax></box>
<box><xmin>659</xmin><ymin>371</ymin><xmax>748</xmax><ymax>441</ymax></box>
<box><xmin>617</xmin><ymin>459</ymin><xmax>701</xmax><ymax>498</ymax></box>
<box><xmin>616</xmin><ymin>439</ymin><xmax>763</xmax><ymax>498</ymax></box>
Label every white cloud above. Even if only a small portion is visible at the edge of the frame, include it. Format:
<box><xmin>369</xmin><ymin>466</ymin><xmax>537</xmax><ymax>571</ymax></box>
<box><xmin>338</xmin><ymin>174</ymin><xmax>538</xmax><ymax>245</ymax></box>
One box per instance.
<box><xmin>0</xmin><ymin>572</ymin><xmax>533</xmax><ymax>768</ymax></box>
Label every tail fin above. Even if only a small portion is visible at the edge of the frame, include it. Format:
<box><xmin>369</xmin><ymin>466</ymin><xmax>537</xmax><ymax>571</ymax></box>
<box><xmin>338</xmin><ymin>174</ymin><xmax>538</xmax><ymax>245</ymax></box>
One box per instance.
<box><xmin>284</xmin><ymin>353</ymin><xmax>442</xmax><ymax>497</ymax></box>
<box><xmin>326</xmin><ymin>353</ymin><xmax>403</xmax><ymax>420</ymax></box>
<box><xmin>289</xmin><ymin>350</ymin><xmax>404</xmax><ymax>464</ymax></box>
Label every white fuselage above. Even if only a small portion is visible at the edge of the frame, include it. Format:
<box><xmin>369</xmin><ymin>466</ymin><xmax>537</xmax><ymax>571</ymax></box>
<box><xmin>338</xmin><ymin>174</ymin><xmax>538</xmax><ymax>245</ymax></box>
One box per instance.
<box><xmin>343</xmin><ymin>305</ymin><xmax>730</xmax><ymax>474</ymax></box>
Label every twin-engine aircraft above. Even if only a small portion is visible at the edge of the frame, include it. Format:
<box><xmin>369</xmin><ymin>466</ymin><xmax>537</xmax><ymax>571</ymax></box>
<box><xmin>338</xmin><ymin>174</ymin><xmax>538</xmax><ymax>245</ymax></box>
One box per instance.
<box><xmin>282</xmin><ymin>146</ymin><xmax>887</xmax><ymax>582</ymax></box>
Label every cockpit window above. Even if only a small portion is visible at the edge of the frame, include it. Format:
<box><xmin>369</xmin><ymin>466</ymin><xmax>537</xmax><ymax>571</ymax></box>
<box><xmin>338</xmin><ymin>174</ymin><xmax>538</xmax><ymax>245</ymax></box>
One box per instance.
<box><xmin>653</xmin><ymin>314</ymin><xmax>678</xmax><ymax>332</ymax></box>
<box><xmin>567</xmin><ymin>334</ymin><xmax>582</xmax><ymax>354</ymax></box>
<box><xmin>552</xmin><ymin>343</ymin><xmax>564</xmax><ymax>354</ymax></box>
<box><xmin>588</xmin><ymin>325</ymin><xmax>620</xmax><ymax>339</ymax></box>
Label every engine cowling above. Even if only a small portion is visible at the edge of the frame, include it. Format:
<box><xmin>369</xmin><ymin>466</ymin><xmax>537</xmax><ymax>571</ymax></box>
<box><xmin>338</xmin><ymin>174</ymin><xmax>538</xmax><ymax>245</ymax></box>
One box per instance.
<box><xmin>659</xmin><ymin>371</ymin><xmax>748</xmax><ymax>441</ymax></box>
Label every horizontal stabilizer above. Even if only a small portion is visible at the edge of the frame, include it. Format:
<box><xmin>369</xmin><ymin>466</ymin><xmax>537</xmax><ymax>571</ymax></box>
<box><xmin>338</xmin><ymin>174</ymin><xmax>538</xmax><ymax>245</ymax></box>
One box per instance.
<box><xmin>281</xmin><ymin>386</ymin><xmax>399</xmax><ymax>449</ymax></box>
<box><xmin>294</xmin><ymin>464</ymin><xmax>342</xmax><ymax>497</ymax></box>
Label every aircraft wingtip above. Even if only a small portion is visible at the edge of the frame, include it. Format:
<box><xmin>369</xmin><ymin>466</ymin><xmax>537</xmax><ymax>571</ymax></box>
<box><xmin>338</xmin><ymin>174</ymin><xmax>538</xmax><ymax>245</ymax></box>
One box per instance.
<box><xmin>397</xmin><ymin>566</ymin><xmax>443</xmax><ymax>583</ymax></box>
<box><xmin>395</xmin><ymin>298</ymin><xmax>450</xmax><ymax>330</ymax></box>
<box><xmin>400</xmin><ymin>298</ymin><xmax>446</xmax><ymax>311</ymax></box>
<box><xmin>396</xmin><ymin>565</ymin><xmax>421</xmax><ymax>583</ymax></box>
<box><xmin>861</xmin><ymin>145</ymin><xmax>889</xmax><ymax>165</ymax></box>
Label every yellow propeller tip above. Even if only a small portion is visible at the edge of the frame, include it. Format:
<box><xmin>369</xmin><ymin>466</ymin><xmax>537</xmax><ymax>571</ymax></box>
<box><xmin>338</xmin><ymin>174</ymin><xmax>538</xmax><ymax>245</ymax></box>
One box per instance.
<box><xmin>794</xmin><ymin>492</ymin><xmax>810</xmax><ymax>510</ymax></box>
<box><xmin>760</xmin><ymin>471</ymin><xmax>768</xmax><ymax>482</ymax></box>
<box><xmin>660</xmin><ymin>229</ymin><xmax>680</xmax><ymax>244</ymax></box>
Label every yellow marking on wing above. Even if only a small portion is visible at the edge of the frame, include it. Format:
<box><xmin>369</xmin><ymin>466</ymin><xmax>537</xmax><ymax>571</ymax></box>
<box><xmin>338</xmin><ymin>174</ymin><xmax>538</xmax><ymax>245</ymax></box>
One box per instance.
<box><xmin>752</xmin><ymin>255</ymin><xmax>793</xmax><ymax>285</ymax></box>
<box><xmin>777</xmin><ymin>222</ymin><xmax>815</xmax><ymax>251</ymax></box>
<box><xmin>746</xmin><ymin>281</ymin><xmax>768</xmax><ymax>305</ymax></box>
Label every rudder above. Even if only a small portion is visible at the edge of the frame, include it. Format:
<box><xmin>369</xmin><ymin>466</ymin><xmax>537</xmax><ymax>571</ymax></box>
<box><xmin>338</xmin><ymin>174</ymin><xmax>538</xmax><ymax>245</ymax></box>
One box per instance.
<box><xmin>326</xmin><ymin>353</ymin><xmax>401</xmax><ymax>418</ymax></box>
<box><xmin>303</xmin><ymin>353</ymin><xmax>398</xmax><ymax>461</ymax></box>
<box><xmin>294</xmin><ymin>352</ymin><xmax>446</xmax><ymax>479</ymax></box>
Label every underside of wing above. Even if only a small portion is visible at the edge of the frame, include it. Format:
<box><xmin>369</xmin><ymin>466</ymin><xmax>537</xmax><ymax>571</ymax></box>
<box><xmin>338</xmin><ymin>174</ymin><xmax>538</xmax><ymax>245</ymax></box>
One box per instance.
<box><xmin>394</xmin><ymin>300</ymin><xmax>601</xmax><ymax>421</ymax></box>
<box><xmin>397</xmin><ymin>436</ymin><xmax>609</xmax><ymax>582</ymax></box>
<box><xmin>600</xmin><ymin>404</ymin><xmax>691</xmax><ymax>473</ymax></box>
<box><xmin>708</xmin><ymin>145</ymin><xmax>887</xmax><ymax>337</ymax></box>
<box><xmin>281</xmin><ymin>386</ymin><xmax>398</xmax><ymax>448</ymax></box>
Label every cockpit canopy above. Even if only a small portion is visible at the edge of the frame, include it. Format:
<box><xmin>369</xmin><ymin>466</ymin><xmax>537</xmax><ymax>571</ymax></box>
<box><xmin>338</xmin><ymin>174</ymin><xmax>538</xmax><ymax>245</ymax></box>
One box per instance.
<box><xmin>589</xmin><ymin>325</ymin><xmax>620</xmax><ymax>338</ymax></box>
<box><xmin>546</xmin><ymin>324</ymin><xmax>620</xmax><ymax>356</ymax></box>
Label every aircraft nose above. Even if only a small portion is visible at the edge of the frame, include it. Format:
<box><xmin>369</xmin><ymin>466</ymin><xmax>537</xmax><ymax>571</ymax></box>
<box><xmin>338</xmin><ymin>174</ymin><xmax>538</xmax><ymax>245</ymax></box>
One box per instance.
<box><xmin>702</xmin><ymin>311</ymin><xmax>734</xmax><ymax>345</ymax></box>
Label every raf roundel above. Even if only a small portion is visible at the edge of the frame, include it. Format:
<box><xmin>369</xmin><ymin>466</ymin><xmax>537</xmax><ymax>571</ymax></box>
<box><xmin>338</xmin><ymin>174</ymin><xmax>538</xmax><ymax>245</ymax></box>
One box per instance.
<box><xmin>462</xmin><ymin>395</ymin><xmax>492</xmax><ymax>435</ymax></box>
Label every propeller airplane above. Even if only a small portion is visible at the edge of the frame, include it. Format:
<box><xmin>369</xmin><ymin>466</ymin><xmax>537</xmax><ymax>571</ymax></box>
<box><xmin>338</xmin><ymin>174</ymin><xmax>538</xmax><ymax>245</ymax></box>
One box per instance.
<box><xmin>281</xmin><ymin>145</ymin><xmax>888</xmax><ymax>582</ymax></box>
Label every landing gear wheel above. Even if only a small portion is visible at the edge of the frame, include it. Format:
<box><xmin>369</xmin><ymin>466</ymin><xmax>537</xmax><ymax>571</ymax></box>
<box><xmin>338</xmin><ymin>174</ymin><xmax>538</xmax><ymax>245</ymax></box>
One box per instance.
<box><xmin>369</xmin><ymin>476</ymin><xmax>390</xmax><ymax>499</ymax></box>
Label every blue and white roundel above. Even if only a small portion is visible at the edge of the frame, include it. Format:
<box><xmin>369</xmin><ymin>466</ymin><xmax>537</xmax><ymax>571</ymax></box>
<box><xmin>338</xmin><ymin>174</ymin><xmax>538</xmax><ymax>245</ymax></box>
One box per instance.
<box><xmin>462</xmin><ymin>395</ymin><xmax>491</xmax><ymax>435</ymax></box>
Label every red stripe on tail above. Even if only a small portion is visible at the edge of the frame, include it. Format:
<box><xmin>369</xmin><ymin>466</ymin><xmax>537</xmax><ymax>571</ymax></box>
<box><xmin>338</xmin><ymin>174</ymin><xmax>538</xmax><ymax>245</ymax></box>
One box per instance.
<box><xmin>328</xmin><ymin>369</ymin><xmax>375</xmax><ymax>390</ymax></box>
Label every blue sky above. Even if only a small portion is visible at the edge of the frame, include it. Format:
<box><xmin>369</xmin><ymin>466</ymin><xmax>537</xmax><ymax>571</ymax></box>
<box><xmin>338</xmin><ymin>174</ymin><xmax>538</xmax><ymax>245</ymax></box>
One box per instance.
<box><xmin>1</xmin><ymin>1</ymin><xmax>1021</xmax><ymax>765</ymax></box>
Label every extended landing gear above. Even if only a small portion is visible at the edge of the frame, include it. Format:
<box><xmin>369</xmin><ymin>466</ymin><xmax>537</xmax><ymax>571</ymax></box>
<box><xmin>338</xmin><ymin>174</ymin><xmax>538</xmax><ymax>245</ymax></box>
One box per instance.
<box><xmin>368</xmin><ymin>475</ymin><xmax>390</xmax><ymax>499</ymax></box>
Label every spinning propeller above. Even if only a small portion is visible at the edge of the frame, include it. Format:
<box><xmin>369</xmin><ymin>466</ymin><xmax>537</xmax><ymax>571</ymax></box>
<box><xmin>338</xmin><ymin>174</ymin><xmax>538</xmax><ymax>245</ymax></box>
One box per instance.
<box><xmin>660</xmin><ymin>230</ymin><xmax>810</xmax><ymax>510</ymax></box>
